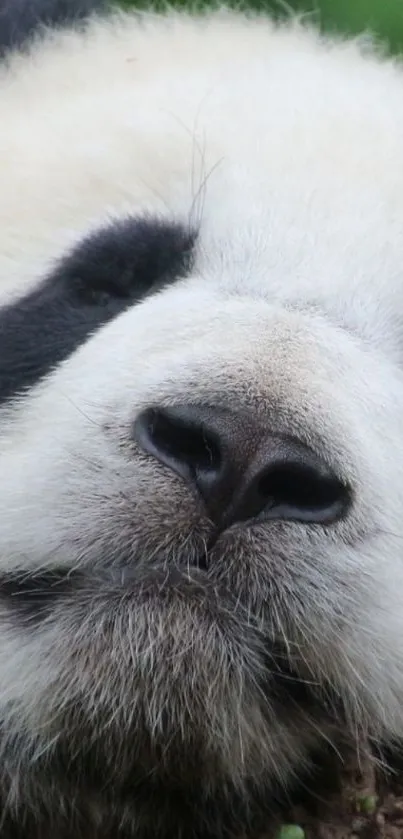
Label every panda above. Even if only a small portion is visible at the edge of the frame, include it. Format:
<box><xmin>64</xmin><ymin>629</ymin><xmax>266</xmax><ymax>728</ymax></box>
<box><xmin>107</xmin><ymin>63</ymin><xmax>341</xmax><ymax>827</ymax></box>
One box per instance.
<box><xmin>1</xmin><ymin>0</ymin><xmax>403</xmax><ymax>836</ymax></box>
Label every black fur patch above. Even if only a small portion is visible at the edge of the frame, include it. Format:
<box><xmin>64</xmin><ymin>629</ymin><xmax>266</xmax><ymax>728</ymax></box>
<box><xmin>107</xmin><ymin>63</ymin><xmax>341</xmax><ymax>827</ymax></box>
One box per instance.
<box><xmin>0</xmin><ymin>218</ymin><xmax>197</xmax><ymax>404</ymax></box>
<box><xmin>0</xmin><ymin>0</ymin><xmax>107</xmax><ymax>55</ymax></box>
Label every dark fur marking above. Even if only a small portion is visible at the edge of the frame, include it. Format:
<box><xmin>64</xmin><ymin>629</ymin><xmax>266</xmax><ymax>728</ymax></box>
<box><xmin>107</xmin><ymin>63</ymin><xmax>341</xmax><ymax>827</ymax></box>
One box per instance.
<box><xmin>0</xmin><ymin>217</ymin><xmax>197</xmax><ymax>404</ymax></box>
<box><xmin>0</xmin><ymin>0</ymin><xmax>107</xmax><ymax>56</ymax></box>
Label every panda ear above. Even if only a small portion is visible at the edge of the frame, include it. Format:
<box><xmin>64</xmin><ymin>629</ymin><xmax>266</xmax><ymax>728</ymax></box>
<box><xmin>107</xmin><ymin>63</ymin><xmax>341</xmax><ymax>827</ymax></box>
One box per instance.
<box><xmin>0</xmin><ymin>216</ymin><xmax>197</xmax><ymax>406</ymax></box>
<box><xmin>0</xmin><ymin>0</ymin><xmax>108</xmax><ymax>56</ymax></box>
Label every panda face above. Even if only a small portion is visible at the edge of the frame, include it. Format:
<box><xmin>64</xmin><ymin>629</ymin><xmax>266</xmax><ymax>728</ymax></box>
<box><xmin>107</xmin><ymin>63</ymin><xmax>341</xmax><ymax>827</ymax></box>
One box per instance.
<box><xmin>2</xmin><ymin>3</ymin><xmax>403</xmax><ymax>837</ymax></box>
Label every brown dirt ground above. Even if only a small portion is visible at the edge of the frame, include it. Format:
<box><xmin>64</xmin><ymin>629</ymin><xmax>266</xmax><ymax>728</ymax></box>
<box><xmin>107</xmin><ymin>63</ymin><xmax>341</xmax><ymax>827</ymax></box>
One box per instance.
<box><xmin>261</xmin><ymin>742</ymin><xmax>403</xmax><ymax>839</ymax></box>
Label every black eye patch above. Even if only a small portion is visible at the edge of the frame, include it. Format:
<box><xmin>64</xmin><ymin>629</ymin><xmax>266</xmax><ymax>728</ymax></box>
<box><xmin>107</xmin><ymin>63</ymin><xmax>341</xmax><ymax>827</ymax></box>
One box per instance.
<box><xmin>0</xmin><ymin>217</ymin><xmax>197</xmax><ymax>405</ymax></box>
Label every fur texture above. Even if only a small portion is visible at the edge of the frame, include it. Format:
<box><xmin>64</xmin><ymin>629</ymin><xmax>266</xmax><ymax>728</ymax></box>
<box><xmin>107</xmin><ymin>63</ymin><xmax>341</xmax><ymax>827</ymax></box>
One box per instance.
<box><xmin>1</xmin><ymin>2</ymin><xmax>403</xmax><ymax>837</ymax></box>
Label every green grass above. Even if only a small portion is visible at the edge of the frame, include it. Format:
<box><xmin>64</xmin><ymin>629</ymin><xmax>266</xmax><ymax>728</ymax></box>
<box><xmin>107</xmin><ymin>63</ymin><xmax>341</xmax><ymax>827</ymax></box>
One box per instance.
<box><xmin>117</xmin><ymin>0</ymin><xmax>403</xmax><ymax>55</ymax></box>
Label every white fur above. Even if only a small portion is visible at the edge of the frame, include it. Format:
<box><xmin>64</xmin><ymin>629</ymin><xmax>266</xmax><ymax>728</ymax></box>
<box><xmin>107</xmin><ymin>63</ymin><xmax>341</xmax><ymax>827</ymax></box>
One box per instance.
<box><xmin>1</xmin><ymin>5</ymin><xmax>403</xmax><ymax>814</ymax></box>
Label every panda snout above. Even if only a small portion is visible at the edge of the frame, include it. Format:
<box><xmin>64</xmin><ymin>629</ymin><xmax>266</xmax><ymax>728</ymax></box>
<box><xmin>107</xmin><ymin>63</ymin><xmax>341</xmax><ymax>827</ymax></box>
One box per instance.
<box><xmin>134</xmin><ymin>403</ymin><xmax>351</xmax><ymax>532</ymax></box>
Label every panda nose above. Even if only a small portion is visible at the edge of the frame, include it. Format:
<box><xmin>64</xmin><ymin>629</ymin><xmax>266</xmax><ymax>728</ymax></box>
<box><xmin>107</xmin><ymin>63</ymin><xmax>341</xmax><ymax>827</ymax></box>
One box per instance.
<box><xmin>133</xmin><ymin>405</ymin><xmax>349</xmax><ymax>529</ymax></box>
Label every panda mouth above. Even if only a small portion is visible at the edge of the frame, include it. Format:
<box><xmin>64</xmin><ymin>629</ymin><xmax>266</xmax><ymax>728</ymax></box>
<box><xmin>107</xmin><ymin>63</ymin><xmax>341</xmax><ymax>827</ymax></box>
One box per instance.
<box><xmin>0</xmin><ymin>557</ymin><xmax>221</xmax><ymax>625</ymax></box>
<box><xmin>0</xmin><ymin>560</ymin><xmax>332</xmax><ymax>707</ymax></box>
<box><xmin>0</xmin><ymin>567</ymin><xmax>76</xmax><ymax>624</ymax></box>
<box><xmin>194</xmin><ymin>533</ymin><xmax>219</xmax><ymax>570</ymax></box>
<box><xmin>0</xmin><ymin>566</ymin><xmax>334</xmax><ymax>719</ymax></box>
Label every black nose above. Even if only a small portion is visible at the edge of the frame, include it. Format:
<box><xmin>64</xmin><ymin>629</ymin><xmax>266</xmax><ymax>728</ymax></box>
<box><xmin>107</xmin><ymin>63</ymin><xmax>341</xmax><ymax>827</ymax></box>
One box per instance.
<box><xmin>133</xmin><ymin>405</ymin><xmax>349</xmax><ymax>528</ymax></box>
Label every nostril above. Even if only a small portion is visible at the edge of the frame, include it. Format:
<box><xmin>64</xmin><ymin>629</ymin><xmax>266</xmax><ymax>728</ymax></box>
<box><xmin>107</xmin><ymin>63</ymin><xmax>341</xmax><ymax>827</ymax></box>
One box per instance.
<box><xmin>134</xmin><ymin>407</ymin><xmax>222</xmax><ymax>482</ymax></box>
<box><xmin>255</xmin><ymin>460</ymin><xmax>349</xmax><ymax>524</ymax></box>
<box><xmin>134</xmin><ymin>405</ymin><xmax>351</xmax><ymax>530</ymax></box>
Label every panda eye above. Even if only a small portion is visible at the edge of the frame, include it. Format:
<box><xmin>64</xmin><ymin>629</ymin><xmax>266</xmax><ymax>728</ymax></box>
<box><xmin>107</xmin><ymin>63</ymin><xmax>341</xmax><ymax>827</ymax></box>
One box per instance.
<box><xmin>74</xmin><ymin>284</ymin><xmax>111</xmax><ymax>306</ymax></box>
<box><xmin>60</xmin><ymin>217</ymin><xmax>197</xmax><ymax>304</ymax></box>
<box><xmin>0</xmin><ymin>217</ymin><xmax>197</xmax><ymax>405</ymax></box>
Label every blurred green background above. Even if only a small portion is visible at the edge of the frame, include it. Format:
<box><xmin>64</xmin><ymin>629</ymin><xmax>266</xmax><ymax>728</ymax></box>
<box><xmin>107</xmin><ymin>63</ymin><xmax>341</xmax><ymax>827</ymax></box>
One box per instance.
<box><xmin>117</xmin><ymin>0</ymin><xmax>403</xmax><ymax>55</ymax></box>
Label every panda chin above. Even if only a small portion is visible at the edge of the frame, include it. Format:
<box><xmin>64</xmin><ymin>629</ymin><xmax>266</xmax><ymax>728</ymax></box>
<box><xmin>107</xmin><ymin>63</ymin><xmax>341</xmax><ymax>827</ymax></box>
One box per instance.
<box><xmin>0</xmin><ymin>560</ymin><xmax>323</xmax><ymax>787</ymax></box>
<box><xmin>46</xmin><ymin>565</ymin><xmax>275</xmax><ymax>778</ymax></box>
